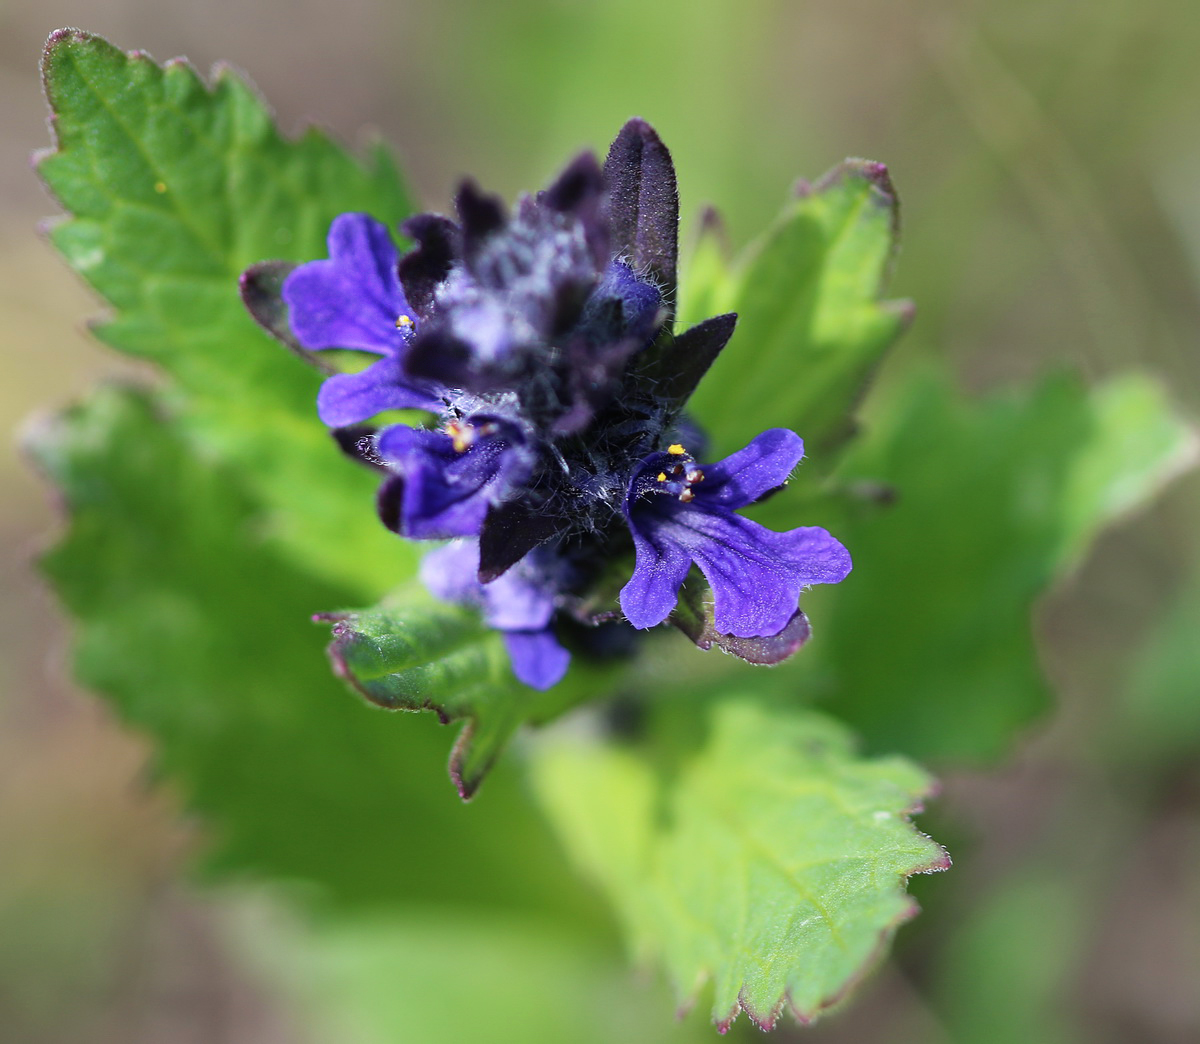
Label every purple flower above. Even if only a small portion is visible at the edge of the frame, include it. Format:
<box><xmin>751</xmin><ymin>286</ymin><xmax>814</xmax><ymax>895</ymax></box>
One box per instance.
<box><xmin>244</xmin><ymin>119</ymin><xmax>856</xmax><ymax>689</ymax></box>
<box><xmin>281</xmin><ymin>213</ymin><xmax>443</xmax><ymax>425</ymax></box>
<box><xmin>420</xmin><ymin>540</ymin><xmax>571</xmax><ymax>689</ymax></box>
<box><xmin>619</xmin><ymin>429</ymin><xmax>852</xmax><ymax>636</ymax></box>
<box><xmin>375</xmin><ymin>415</ymin><xmax>533</xmax><ymax>540</ymax></box>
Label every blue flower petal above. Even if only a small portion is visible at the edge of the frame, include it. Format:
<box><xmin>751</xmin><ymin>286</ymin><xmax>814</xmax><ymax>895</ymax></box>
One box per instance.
<box><xmin>420</xmin><ymin>540</ymin><xmax>571</xmax><ymax>689</ymax></box>
<box><xmin>618</xmin><ymin>516</ymin><xmax>696</xmax><ymax>630</ymax></box>
<box><xmin>621</xmin><ymin>430</ymin><xmax>849</xmax><ymax>635</ymax></box>
<box><xmin>282</xmin><ymin>213</ymin><xmax>412</xmax><ymax>354</ymax></box>
<box><xmin>316</xmin><ymin>355</ymin><xmax>443</xmax><ymax>427</ymax></box>
<box><xmin>420</xmin><ymin>540</ymin><xmax>557</xmax><ymax>631</ymax></box>
<box><xmin>502</xmin><ymin>630</ymin><xmax>571</xmax><ymax>690</ymax></box>
<box><xmin>668</xmin><ymin>507</ymin><xmax>850</xmax><ymax>637</ymax></box>
<box><xmin>701</xmin><ymin>428</ymin><xmax>805</xmax><ymax>509</ymax></box>
<box><xmin>376</xmin><ymin>419</ymin><xmax>532</xmax><ymax>539</ymax></box>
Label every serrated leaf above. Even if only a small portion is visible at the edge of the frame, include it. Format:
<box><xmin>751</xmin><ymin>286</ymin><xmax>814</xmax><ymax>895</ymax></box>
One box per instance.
<box><xmin>322</xmin><ymin>595</ymin><xmax>584</xmax><ymax>799</ymax></box>
<box><xmin>530</xmin><ymin>697</ymin><xmax>947</xmax><ymax>1031</ymax></box>
<box><xmin>687</xmin><ymin>161</ymin><xmax>911</xmax><ymax>459</ymax></box>
<box><xmin>789</xmin><ymin>371</ymin><xmax>1199</xmax><ymax>761</ymax></box>
<box><xmin>31</xmin><ymin>27</ymin><xmax>609</xmax><ymax>886</ymax></box>
<box><xmin>38</xmin><ymin>28</ymin><xmax>411</xmax><ymax>595</ymax></box>
<box><xmin>26</xmin><ymin>384</ymin><xmax>594</xmax><ymax>912</ymax></box>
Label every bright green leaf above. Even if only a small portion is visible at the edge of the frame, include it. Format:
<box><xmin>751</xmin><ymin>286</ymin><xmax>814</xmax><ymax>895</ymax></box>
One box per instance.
<box><xmin>529</xmin><ymin>696</ymin><xmax>947</xmax><ymax>1030</ymax></box>
<box><xmin>38</xmin><ymin>28</ymin><xmax>412</xmax><ymax>595</ymax></box>
<box><xmin>1054</xmin><ymin>374</ymin><xmax>1199</xmax><ymax>571</ymax></box>
<box><xmin>34</xmin><ymin>29</ymin><xmax>612</xmax><ymax>811</ymax></box>
<box><xmin>687</xmin><ymin>161</ymin><xmax>911</xmax><ymax>459</ymax></box>
<box><xmin>676</xmin><ymin>207</ymin><xmax>733</xmax><ymax>331</ymax></box>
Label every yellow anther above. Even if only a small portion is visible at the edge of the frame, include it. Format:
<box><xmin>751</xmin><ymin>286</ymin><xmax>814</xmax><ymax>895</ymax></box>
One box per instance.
<box><xmin>395</xmin><ymin>314</ymin><xmax>414</xmax><ymax>329</ymax></box>
<box><xmin>679</xmin><ymin>488</ymin><xmax>695</xmax><ymax>503</ymax></box>
<box><xmin>667</xmin><ymin>443</ymin><xmax>685</xmax><ymax>455</ymax></box>
<box><xmin>444</xmin><ymin>419</ymin><xmax>475</xmax><ymax>453</ymax></box>
<box><xmin>656</xmin><ymin>472</ymin><xmax>667</xmax><ymax>482</ymax></box>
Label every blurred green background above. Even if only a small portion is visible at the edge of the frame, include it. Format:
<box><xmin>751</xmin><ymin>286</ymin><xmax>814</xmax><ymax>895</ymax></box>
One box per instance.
<box><xmin>3</xmin><ymin>0</ymin><xmax>1199</xmax><ymax>1041</ymax></box>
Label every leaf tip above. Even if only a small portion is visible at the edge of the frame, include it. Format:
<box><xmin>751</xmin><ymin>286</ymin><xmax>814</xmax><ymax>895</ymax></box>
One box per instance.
<box><xmin>913</xmin><ymin>844</ymin><xmax>953</xmax><ymax>875</ymax></box>
<box><xmin>448</xmin><ymin>720</ymin><xmax>483</xmax><ymax>802</ymax></box>
<box><xmin>43</xmin><ymin>26</ymin><xmax>92</xmax><ymax>58</ymax></box>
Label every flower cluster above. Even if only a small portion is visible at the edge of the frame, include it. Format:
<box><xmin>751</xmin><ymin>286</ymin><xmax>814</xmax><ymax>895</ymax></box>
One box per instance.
<box><xmin>242</xmin><ymin>120</ymin><xmax>851</xmax><ymax>689</ymax></box>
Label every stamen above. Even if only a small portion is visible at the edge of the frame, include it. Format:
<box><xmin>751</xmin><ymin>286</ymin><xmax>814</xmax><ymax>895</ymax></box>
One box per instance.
<box><xmin>444</xmin><ymin>419</ymin><xmax>475</xmax><ymax>453</ymax></box>
<box><xmin>656</xmin><ymin>472</ymin><xmax>667</xmax><ymax>482</ymax></box>
<box><xmin>679</xmin><ymin>488</ymin><xmax>695</xmax><ymax>503</ymax></box>
<box><xmin>395</xmin><ymin>314</ymin><xmax>414</xmax><ymax>330</ymax></box>
<box><xmin>667</xmin><ymin>443</ymin><xmax>685</xmax><ymax>455</ymax></box>
<box><xmin>686</xmin><ymin>467</ymin><xmax>705</xmax><ymax>483</ymax></box>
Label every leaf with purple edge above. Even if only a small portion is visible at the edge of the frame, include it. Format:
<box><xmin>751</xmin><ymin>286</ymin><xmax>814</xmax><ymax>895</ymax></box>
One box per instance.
<box><xmin>529</xmin><ymin>696</ymin><xmax>949</xmax><ymax>1031</ymax></box>
<box><xmin>239</xmin><ymin>260</ymin><xmax>337</xmax><ymax>373</ymax></box>
<box><xmin>602</xmin><ymin>118</ymin><xmax>680</xmax><ymax>306</ymax></box>
<box><xmin>321</xmin><ymin>590</ymin><xmax>589</xmax><ymax>798</ymax></box>
<box><xmin>670</xmin><ymin>571</ymin><xmax>811</xmax><ymax>665</ymax></box>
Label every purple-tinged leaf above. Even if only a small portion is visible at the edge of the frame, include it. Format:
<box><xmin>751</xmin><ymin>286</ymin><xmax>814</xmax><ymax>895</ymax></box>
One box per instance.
<box><xmin>321</xmin><ymin>588</ymin><xmax>584</xmax><ymax>798</ymax></box>
<box><xmin>455</xmin><ymin>178</ymin><xmax>507</xmax><ymax>251</ymax></box>
<box><xmin>603</xmin><ymin>118</ymin><xmax>679</xmax><ymax>308</ymax></box>
<box><xmin>238</xmin><ymin>260</ymin><xmax>337</xmax><ymax>374</ymax></box>
<box><xmin>671</xmin><ymin>578</ymin><xmax>812</xmax><ymax>665</ymax></box>
<box><xmin>478</xmin><ymin>500</ymin><xmax>574</xmax><ymax>583</ymax></box>
<box><xmin>637</xmin><ymin>311</ymin><xmax>737</xmax><ymax>407</ymax></box>
<box><xmin>397</xmin><ymin>213</ymin><xmax>461</xmax><ymax>319</ymax></box>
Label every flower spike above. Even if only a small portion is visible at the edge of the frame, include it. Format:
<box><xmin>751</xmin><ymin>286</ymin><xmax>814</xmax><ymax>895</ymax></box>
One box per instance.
<box><xmin>243</xmin><ymin>121</ymin><xmax>852</xmax><ymax>689</ymax></box>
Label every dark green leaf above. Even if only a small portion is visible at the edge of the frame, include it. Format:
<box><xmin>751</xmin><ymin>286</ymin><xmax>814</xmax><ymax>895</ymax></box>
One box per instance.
<box><xmin>323</xmin><ymin>595</ymin><xmax>586</xmax><ymax>799</ymax></box>
<box><xmin>26</xmin><ymin>385</ymin><xmax>594</xmax><ymax>913</ymax></box>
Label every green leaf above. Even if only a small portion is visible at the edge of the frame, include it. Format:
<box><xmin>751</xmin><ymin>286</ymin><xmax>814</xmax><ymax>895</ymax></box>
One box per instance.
<box><xmin>26</xmin><ymin>385</ymin><xmax>596</xmax><ymax>914</ymax></box>
<box><xmin>795</xmin><ymin>371</ymin><xmax>1198</xmax><ymax>762</ymax></box>
<box><xmin>676</xmin><ymin>206</ymin><xmax>733</xmax><ymax>331</ymax></box>
<box><xmin>33</xmin><ymin>28</ymin><xmax>612</xmax><ymax>813</ymax></box>
<box><xmin>686</xmin><ymin>161</ymin><xmax>911</xmax><ymax>459</ymax></box>
<box><xmin>529</xmin><ymin>696</ymin><xmax>947</xmax><ymax>1030</ymax></box>
<box><xmin>322</xmin><ymin>595</ymin><xmax>586</xmax><ymax>799</ymax></box>
<box><xmin>38</xmin><ymin>28</ymin><xmax>411</xmax><ymax>596</ymax></box>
